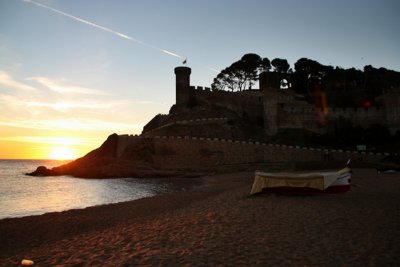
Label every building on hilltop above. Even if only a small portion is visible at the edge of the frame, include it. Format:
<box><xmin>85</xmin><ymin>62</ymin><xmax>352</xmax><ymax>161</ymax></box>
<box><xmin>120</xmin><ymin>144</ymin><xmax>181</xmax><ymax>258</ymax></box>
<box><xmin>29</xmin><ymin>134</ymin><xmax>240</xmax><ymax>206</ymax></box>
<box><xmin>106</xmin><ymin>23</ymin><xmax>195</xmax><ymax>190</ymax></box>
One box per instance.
<box><xmin>173</xmin><ymin>66</ymin><xmax>400</xmax><ymax>136</ymax></box>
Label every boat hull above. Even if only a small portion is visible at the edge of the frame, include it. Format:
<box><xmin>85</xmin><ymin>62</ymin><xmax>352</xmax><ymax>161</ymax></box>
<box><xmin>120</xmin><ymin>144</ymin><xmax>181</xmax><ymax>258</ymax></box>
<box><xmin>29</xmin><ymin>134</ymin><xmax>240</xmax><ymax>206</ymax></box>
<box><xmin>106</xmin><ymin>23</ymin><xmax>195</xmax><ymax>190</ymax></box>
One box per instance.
<box><xmin>261</xmin><ymin>184</ymin><xmax>351</xmax><ymax>195</ymax></box>
<box><xmin>252</xmin><ymin>168</ymin><xmax>351</xmax><ymax>195</ymax></box>
<box><xmin>324</xmin><ymin>172</ymin><xmax>351</xmax><ymax>193</ymax></box>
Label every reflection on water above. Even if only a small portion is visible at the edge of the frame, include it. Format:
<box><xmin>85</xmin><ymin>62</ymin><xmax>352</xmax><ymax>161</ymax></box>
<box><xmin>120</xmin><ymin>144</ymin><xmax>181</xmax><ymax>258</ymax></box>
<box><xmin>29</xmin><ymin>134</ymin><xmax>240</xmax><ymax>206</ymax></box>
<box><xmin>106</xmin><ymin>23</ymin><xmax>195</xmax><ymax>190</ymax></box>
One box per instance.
<box><xmin>0</xmin><ymin>160</ymin><xmax>190</xmax><ymax>219</ymax></box>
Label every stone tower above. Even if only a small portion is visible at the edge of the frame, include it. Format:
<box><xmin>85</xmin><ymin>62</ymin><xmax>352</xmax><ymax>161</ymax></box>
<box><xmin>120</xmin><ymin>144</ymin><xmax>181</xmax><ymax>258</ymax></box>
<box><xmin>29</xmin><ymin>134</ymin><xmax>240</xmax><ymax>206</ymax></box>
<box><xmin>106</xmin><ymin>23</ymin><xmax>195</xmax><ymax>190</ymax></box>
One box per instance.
<box><xmin>260</xmin><ymin>71</ymin><xmax>280</xmax><ymax>135</ymax></box>
<box><xmin>175</xmin><ymin>66</ymin><xmax>191</xmax><ymax>105</ymax></box>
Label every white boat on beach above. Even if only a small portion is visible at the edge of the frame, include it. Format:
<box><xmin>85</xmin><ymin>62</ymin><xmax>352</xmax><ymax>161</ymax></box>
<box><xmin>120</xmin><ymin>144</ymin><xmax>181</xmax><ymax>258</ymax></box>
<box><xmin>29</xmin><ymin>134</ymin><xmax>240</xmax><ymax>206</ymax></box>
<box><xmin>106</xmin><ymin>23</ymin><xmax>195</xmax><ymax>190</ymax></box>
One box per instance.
<box><xmin>250</xmin><ymin>167</ymin><xmax>351</xmax><ymax>195</ymax></box>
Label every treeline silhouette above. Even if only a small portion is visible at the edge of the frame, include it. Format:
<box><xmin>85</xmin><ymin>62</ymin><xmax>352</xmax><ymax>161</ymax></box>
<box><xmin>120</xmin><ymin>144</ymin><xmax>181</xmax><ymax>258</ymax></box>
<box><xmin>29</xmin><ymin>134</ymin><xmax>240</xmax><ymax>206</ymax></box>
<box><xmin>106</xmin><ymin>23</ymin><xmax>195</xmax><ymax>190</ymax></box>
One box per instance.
<box><xmin>212</xmin><ymin>54</ymin><xmax>400</xmax><ymax>108</ymax></box>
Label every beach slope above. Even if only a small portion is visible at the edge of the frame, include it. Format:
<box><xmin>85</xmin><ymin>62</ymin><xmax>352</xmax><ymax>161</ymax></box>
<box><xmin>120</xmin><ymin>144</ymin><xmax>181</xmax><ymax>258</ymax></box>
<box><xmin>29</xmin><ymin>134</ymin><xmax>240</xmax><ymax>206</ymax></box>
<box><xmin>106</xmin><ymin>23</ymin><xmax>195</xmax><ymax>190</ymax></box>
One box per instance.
<box><xmin>1</xmin><ymin>169</ymin><xmax>400</xmax><ymax>266</ymax></box>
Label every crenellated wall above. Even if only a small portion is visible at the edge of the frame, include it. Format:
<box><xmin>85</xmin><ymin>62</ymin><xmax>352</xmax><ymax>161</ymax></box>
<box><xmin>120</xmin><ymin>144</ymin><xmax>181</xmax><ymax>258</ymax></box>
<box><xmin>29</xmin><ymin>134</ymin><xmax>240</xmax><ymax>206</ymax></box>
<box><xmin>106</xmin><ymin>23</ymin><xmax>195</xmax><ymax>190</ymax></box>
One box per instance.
<box><xmin>327</xmin><ymin>106</ymin><xmax>385</xmax><ymax>128</ymax></box>
<box><xmin>174</xmin><ymin>66</ymin><xmax>400</xmax><ymax>135</ymax></box>
<box><xmin>187</xmin><ymin>86</ymin><xmax>264</xmax><ymax>125</ymax></box>
<box><xmin>116</xmin><ymin>135</ymin><xmax>388</xmax><ymax>171</ymax></box>
<box><xmin>185</xmin><ymin>86</ymin><xmax>388</xmax><ymax>131</ymax></box>
<box><xmin>277</xmin><ymin>105</ymin><xmax>387</xmax><ymax>131</ymax></box>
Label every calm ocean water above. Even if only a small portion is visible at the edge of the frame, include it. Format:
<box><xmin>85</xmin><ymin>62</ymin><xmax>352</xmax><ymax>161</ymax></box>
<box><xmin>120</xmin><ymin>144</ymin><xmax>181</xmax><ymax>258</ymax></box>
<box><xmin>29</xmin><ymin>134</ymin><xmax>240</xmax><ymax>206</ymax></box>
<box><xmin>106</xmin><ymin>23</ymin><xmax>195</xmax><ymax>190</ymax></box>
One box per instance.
<box><xmin>0</xmin><ymin>160</ymin><xmax>179</xmax><ymax>220</ymax></box>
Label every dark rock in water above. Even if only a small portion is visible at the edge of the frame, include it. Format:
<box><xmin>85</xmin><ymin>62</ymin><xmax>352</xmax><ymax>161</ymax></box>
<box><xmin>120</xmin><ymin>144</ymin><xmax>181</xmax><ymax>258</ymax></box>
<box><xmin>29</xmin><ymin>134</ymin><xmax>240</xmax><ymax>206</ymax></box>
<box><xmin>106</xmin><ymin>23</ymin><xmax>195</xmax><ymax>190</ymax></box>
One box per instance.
<box><xmin>26</xmin><ymin>166</ymin><xmax>53</xmax><ymax>176</ymax></box>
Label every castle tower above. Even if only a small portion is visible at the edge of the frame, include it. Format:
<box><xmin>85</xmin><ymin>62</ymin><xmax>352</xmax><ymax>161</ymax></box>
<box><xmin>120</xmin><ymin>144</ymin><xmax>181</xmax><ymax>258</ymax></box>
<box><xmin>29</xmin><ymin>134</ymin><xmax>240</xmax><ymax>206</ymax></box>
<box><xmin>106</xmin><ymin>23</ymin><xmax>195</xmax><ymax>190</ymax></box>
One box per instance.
<box><xmin>260</xmin><ymin>72</ymin><xmax>279</xmax><ymax>135</ymax></box>
<box><xmin>174</xmin><ymin>66</ymin><xmax>191</xmax><ymax>105</ymax></box>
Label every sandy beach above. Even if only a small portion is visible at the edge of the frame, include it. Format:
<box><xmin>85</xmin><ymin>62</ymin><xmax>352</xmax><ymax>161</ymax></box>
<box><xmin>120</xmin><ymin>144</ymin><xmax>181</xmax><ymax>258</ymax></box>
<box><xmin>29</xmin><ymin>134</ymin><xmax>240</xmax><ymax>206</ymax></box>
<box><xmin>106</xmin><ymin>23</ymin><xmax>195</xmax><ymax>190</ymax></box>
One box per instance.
<box><xmin>1</xmin><ymin>168</ymin><xmax>399</xmax><ymax>266</ymax></box>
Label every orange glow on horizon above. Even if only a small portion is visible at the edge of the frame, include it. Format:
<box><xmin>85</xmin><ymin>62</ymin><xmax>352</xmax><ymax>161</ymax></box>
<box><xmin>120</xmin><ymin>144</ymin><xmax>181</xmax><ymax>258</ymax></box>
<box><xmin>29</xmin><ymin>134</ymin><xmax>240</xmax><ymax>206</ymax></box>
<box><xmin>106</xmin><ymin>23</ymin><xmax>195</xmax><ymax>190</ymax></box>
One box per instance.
<box><xmin>49</xmin><ymin>146</ymin><xmax>75</xmax><ymax>160</ymax></box>
<box><xmin>0</xmin><ymin>134</ymin><xmax>102</xmax><ymax>160</ymax></box>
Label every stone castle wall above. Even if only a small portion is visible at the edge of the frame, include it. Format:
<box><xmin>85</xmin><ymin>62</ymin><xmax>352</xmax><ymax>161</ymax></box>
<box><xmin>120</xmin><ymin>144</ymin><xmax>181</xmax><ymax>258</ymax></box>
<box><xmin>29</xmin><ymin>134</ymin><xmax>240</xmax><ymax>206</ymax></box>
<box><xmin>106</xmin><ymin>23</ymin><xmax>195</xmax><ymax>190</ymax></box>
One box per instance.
<box><xmin>116</xmin><ymin>134</ymin><xmax>139</xmax><ymax>157</ymax></box>
<box><xmin>174</xmin><ymin>66</ymin><xmax>399</xmax><ymax>134</ymax></box>
<box><xmin>328</xmin><ymin>107</ymin><xmax>385</xmax><ymax>127</ymax></box>
<box><xmin>277</xmin><ymin>105</ymin><xmax>386</xmax><ymax>131</ymax></box>
<box><xmin>188</xmin><ymin>86</ymin><xmax>263</xmax><ymax>124</ymax></box>
<box><xmin>187</xmin><ymin>84</ymin><xmax>391</xmax><ymax>131</ymax></box>
<box><xmin>116</xmin><ymin>135</ymin><xmax>387</xmax><ymax>170</ymax></box>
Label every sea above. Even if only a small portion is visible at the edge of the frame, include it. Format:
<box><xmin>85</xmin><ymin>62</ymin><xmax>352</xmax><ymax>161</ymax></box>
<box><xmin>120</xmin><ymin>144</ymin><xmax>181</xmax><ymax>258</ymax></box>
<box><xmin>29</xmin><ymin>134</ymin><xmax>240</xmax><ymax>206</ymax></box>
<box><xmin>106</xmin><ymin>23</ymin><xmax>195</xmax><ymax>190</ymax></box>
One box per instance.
<box><xmin>0</xmin><ymin>160</ymin><xmax>186</xmax><ymax>220</ymax></box>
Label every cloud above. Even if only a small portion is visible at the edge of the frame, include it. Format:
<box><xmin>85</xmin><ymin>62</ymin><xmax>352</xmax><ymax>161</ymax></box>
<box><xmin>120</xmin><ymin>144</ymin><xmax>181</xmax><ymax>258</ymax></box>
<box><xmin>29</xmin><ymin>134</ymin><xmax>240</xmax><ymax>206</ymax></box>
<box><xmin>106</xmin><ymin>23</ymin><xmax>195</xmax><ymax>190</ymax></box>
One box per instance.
<box><xmin>23</xmin><ymin>100</ymin><xmax>114</xmax><ymax>110</ymax></box>
<box><xmin>0</xmin><ymin>94</ymin><xmax>144</xmax><ymax>131</ymax></box>
<box><xmin>0</xmin><ymin>135</ymin><xmax>103</xmax><ymax>150</ymax></box>
<box><xmin>0</xmin><ymin>70</ymin><xmax>158</xmax><ymax>136</ymax></box>
<box><xmin>28</xmin><ymin>77</ymin><xmax>108</xmax><ymax>95</ymax></box>
<box><xmin>0</xmin><ymin>70</ymin><xmax>36</xmax><ymax>91</ymax></box>
<box><xmin>0</xmin><ymin>136</ymin><xmax>83</xmax><ymax>145</ymax></box>
<box><xmin>0</xmin><ymin>118</ymin><xmax>143</xmax><ymax>132</ymax></box>
<box><xmin>0</xmin><ymin>93</ymin><xmax>110</xmax><ymax>112</ymax></box>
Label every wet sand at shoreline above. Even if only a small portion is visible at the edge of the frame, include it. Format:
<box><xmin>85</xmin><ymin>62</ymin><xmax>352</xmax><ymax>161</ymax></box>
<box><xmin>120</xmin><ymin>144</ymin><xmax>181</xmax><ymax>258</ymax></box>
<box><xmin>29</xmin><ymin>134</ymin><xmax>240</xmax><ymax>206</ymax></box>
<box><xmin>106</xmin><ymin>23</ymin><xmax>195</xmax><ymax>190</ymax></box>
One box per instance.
<box><xmin>1</xmin><ymin>169</ymin><xmax>399</xmax><ymax>266</ymax></box>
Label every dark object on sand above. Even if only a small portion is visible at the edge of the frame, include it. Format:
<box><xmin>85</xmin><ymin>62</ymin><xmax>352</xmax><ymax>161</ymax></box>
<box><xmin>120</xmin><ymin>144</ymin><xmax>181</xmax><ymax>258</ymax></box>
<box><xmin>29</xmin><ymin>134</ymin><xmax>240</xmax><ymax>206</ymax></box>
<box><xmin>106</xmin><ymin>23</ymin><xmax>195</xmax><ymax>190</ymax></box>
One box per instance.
<box><xmin>250</xmin><ymin>167</ymin><xmax>352</xmax><ymax>195</ymax></box>
<box><xmin>377</xmin><ymin>168</ymin><xmax>400</xmax><ymax>174</ymax></box>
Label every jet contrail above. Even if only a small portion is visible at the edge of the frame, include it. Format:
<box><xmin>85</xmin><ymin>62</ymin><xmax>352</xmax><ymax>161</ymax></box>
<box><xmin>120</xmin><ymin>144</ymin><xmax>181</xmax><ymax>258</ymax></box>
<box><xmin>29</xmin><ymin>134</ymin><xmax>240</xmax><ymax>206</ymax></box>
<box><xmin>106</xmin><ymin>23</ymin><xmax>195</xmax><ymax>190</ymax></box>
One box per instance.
<box><xmin>23</xmin><ymin>0</ymin><xmax>184</xmax><ymax>60</ymax></box>
<box><xmin>206</xmin><ymin>66</ymin><xmax>221</xmax><ymax>73</ymax></box>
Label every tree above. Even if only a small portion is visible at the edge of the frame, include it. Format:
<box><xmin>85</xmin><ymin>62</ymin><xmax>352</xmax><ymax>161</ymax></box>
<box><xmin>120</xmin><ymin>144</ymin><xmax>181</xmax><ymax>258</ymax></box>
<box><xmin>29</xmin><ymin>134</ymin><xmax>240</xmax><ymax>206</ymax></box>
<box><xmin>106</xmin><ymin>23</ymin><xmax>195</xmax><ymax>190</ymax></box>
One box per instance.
<box><xmin>292</xmin><ymin>58</ymin><xmax>327</xmax><ymax>95</ymax></box>
<box><xmin>294</xmin><ymin>58</ymin><xmax>322</xmax><ymax>74</ymax></box>
<box><xmin>212</xmin><ymin>68</ymin><xmax>237</xmax><ymax>91</ymax></box>
<box><xmin>271</xmin><ymin>58</ymin><xmax>290</xmax><ymax>73</ymax></box>
<box><xmin>261</xmin><ymin>58</ymin><xmax>271</xmax><ymax>72</ymax></box>
<box><xmin>239</xmin><ymin>53</ymin><xmax>263</xmax><ymax>89</ymax></box>
<box><xmin>211</xmin><ymin>53</ymin><xmax>265</xmax><ymax>91</ymax></box>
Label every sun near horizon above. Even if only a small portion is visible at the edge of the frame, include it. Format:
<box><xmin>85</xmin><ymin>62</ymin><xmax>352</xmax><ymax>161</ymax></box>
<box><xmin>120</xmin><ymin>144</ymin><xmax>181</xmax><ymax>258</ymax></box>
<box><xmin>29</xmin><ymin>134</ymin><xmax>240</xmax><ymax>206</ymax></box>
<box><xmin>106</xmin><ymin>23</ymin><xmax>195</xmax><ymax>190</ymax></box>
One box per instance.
<box><xmin>0</xmin><ymin>134</ymin><xmax>105</xmax><ymax>160</ymax></box>
<box><xmin>49</xmin><ymin>146</ymin><xmax>76</xmax><ymax>160</ymax></box>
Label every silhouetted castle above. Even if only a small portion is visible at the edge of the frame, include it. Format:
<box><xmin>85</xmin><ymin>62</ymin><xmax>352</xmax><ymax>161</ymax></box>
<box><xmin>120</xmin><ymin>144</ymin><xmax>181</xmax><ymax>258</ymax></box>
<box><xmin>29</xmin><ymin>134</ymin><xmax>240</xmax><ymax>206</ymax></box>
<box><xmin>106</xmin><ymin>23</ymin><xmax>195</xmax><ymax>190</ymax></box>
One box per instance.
<box><xmin>174</xmin><ymin>66</ymin><xmax>400</xmax><ymax>135</ymax></box>
<box><xmin>33</xmin><ymin>66</ymin><xmax>399</xmax><ymax>179</ymax></box>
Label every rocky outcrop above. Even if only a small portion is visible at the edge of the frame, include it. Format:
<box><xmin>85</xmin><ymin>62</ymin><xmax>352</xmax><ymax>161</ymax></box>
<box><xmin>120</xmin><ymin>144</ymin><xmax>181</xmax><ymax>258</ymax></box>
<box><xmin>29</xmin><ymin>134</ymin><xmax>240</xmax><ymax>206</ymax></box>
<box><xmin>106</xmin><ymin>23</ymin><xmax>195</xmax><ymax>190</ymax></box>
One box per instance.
<box><xmin>28</xmin><ymin>166</ymin><xmax>54</xmax><ymax>176</ymax></box>
<box><xmin>27</xmin><ymin>133</ymin><xmax>122</xmax><ymax>178</ymax></box>
<box><xmin>26</xmin><ymin>133</ymin><xmax>212</xmax><ymax>178</ymax></box>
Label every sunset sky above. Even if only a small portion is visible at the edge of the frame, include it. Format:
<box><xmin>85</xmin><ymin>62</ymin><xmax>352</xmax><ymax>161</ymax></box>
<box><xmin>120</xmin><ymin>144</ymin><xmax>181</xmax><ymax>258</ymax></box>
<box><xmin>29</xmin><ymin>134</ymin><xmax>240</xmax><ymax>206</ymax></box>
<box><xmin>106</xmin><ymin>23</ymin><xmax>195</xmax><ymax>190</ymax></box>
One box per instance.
<box><xmin>1</xmin><ymin>0</ymin><xmax>399</xmax><ymax>159</ymax></box>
